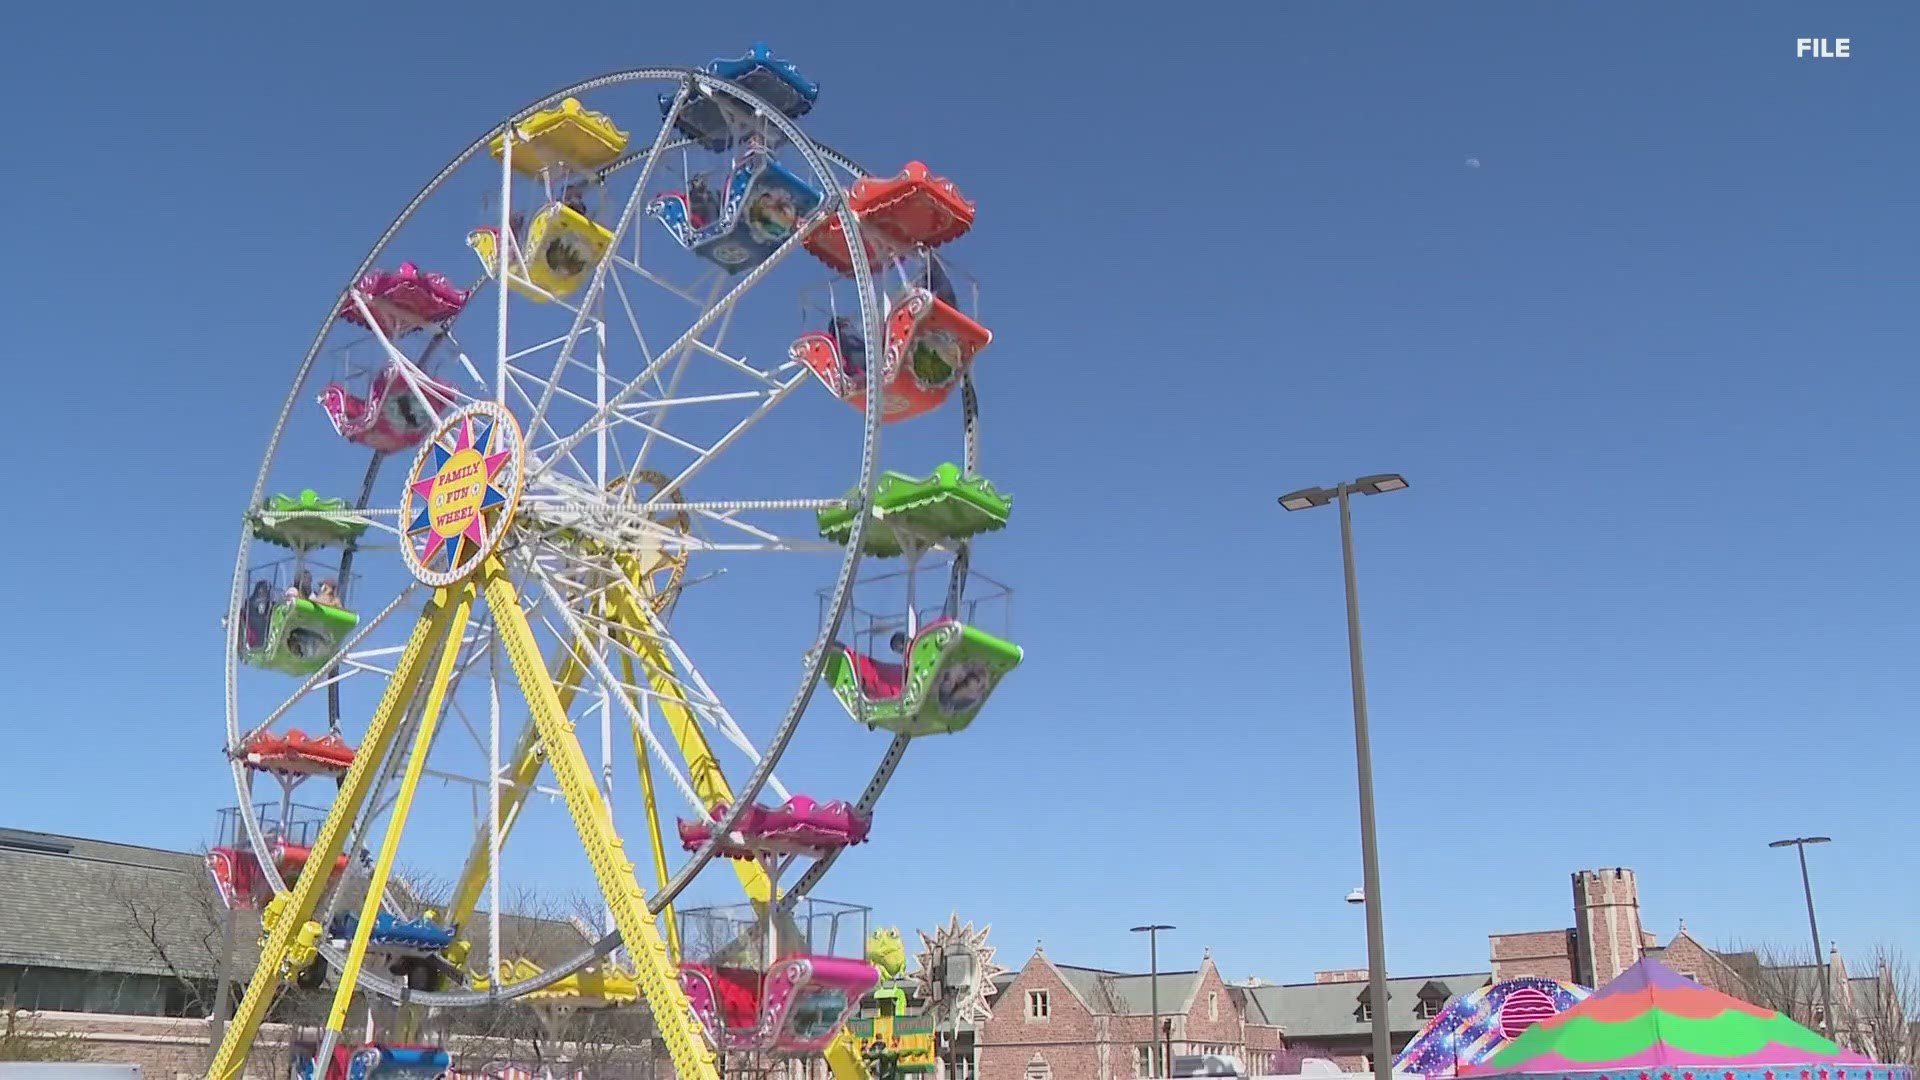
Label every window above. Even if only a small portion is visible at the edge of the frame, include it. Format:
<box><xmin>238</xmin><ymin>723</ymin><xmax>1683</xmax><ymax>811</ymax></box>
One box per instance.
<box><xmin>1139</xmin><ymin>1045</ymin><xmax>1159</xmax><ymax>1076</ymax></box>
<box><xmin>1415</xmin><ymin>997</ymin><xmax>1443</xmax><ymax>1020</ymax></box>
<box><xmin>1026</xmin><ymin>989</ymin><xmax>1051</xmax><ymax>1020</ymax></box>
<box><xmin>1207</xmin><ymin>991</ymin><xmax>1219</xmax><ymax>1021</ymax></box>
<box><xmin>1359</xmin><ymin>1002</ymin><xmax>1374</xmax><ymax>1022</ymax></box>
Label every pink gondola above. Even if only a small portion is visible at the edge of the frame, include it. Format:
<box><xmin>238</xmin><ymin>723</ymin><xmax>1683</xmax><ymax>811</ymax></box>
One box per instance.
<box><xmin>676</xmin><ymin>795</ymin><xmax>872</xmax><ymax>861</ymax></box>
<box><xmin>338</xmin><ymin>263</ymin><xmax>471</xmax><ymax>338</ymax></box>
<box><xmin>319</xmin><ymin>365</ymin><xmax>457</xmax><ymax>454</ymax></box>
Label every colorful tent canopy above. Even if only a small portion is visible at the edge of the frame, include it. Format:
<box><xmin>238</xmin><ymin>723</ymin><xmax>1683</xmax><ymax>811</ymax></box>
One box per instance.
<box><xmin>1395</xmin><ymin>977</ymin><xmax>1593</xmax><ymax>1075</ymax></box>
<box><xmin>1466</xmin><ymin>958</ymin><xmax>1910</xmax><ymax>1080</ymax></box>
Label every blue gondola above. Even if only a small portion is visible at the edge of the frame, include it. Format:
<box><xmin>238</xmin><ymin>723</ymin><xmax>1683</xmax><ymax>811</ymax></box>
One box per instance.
<box><xmin>327</xmin><ymin>911</ymin><xmax>455</xmax><ymax>956</ymax></box>
<box><xmin>648</xmin><ymin>153</ymin><xmax>823</xmax><ymax>273</ymax></box>
<box><xmin>296</xmin><ymin>1043</ymin><xmax>451</xmax><ymax>1080</ymax></box>
<box><xmin>661</xmin><ymin>42</ymin><xmax>820</xmax><ymax>151</ymax></box>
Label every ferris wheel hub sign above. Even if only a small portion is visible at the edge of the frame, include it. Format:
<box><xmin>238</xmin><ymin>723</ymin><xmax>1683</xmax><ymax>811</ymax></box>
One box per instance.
<box><xmin>401</xmin><ymin>400</ymin><xmax>525</xmax><ymax>585</ymax></box>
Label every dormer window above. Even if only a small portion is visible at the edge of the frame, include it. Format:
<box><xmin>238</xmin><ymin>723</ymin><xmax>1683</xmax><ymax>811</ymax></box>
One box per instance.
<box><xmin>1414</xmin><ymin>979</ymin><xmax>1452</xmax><ymax>1021</ymax></box>
<box><xmin>1355</xmin><ymin>982</ymin><xmax>1390</xmax><ymax>1023</ymax></box>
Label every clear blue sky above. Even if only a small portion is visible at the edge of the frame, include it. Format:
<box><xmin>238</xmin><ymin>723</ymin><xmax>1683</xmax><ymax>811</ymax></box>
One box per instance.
<box><xmin>1</xmin><ymin>1</ymin><xmax>1915</xmax><ymax>986</ymax></box>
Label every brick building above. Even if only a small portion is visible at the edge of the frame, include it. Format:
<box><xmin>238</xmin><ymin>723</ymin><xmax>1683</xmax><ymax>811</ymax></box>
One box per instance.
<box><xmin>1234</xmin><ymin>970</ymin><xmax>1493</xmax><ymax>1073</ymax></box>
<box><xmin>1485</xmin><ymin>866</ymin><xmax>1903</xmax><ymax>1054</ymax></box>
<box><xmin>976</xmin><ymin>945</ymin><xmax>1284</xmax><ymax>1079</ymax></box>
<box><xmin>1487</xmin><ymin>869</ymin><xmax>1658</xmax><ymax>988</ymax></box>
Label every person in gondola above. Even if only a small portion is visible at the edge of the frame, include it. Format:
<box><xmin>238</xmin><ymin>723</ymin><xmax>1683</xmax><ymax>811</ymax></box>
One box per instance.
<box><xmin>388</xmin><ymin>383</ymin><xmax>428</xmax><ymax>432</ymax></box>
<box><xmin>243</xmin><ymin>579</ymin><xmax>275</xmax><ymax>650</ymax></box>
<box><xmin>284</xmin><ymin>567</ymin><xmax>313</xmax><ymax>602</ymax></box>
<box><xmin>562</xmin><ymin>180</ymin><xmax>589</xmax><ymax>218</ymax></box>
<box><xmin>687</xmin><ymin>173</ymin><xmax>720</xmax><ymax>228</ymax></box>
<box><xmin>313</xmin><ymin>578</ymin><xmax>342</xmax><ymax>608</ymax></box>
<box><xmin>829</xmin><ymin>313</ymin><xmax>867</xmax><ymax>382</ymax></box>
<box><xmin>898</xmin><ymin>249</ymin><xmax>958</xmax><ymax>308</ymax></box>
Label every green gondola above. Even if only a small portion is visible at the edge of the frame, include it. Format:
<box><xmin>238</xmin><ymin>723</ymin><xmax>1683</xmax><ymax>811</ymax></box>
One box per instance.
<box><xmin>817</xmin><ymin>464</ymin><xmax>1011</xmax><ymax>557</ymax></box>
<box><xmin>822</xmin><ymin>619</ymin><xmax>1022</xmax><ymax>736</ymax></box>
<box><xmin>237</xmin><ymin>596</ymin><xmax>359</xmax><ymax>676</ymax></box>
<box><xmin>251</xmin><ymin>490</ymin><xmax>371</xmax><ymax>551</ymax></box>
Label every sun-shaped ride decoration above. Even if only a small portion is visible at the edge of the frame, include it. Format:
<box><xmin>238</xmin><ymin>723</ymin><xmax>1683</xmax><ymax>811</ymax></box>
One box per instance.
<box><xmin>399</xmin><ymin>400</ymin><xmax>525</xmax><ymax>586</ymax></box>
<box><xmin>912</xmin><ymin>914</ymin><xmax>1006</xmax><ymax>1026</ymax></box>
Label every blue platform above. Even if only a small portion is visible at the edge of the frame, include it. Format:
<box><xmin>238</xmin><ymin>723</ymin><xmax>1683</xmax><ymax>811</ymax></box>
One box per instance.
<box><xmin>295</xmin><ymin>1044</ymin><xmax>451</xmax><ymax>1080</ymax></box>
<box><xmin>327</xmin><ymin>911</ymin><xmax>455</xmax><ymax>955</ymax></box>
<box><xmin>662</xmin><ymin>42</ymin><xmax>819</xmax><ymax>151</ymax></box>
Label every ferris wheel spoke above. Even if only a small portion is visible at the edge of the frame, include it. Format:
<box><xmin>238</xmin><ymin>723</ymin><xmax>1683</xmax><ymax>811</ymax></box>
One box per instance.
<box><xmin>613</xmin><ymin>589</ymin><xmax>794</xmax><ymax>804</ymax></box>
<box><xmin>530</xmin><ymin>199</ymin><xmax>833</xmax><ymax>486</ymax></box>
<box><xmin>610</xmin><ymin>254</ymin><xmax>711</xmax><ymax>311</ymax></box>
<box><xmin>520</xmin><ymin>554</ymin><xmax>710</xmax><ymax>819</ymax></box>
<box><xmin>519</xmin><ymin>87</ymin><xmax>688</xmax><ymax>454</ymax></box>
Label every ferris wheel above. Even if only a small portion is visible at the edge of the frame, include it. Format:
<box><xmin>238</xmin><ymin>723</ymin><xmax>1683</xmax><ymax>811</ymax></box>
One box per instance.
<box><xmin>208</xmin><ymin>46</ymin><xmax>1023</xmax><ymax>1080</ymax></box>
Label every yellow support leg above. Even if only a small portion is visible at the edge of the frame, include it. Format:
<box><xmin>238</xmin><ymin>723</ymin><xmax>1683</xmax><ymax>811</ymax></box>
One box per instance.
<box><xmin>605</xmin><ymin>575</ymin><xmax>774</xmax><ymax>905</ymax></box>
<box><xmin>443</xmin><ymin>641</ymin><xmax>593</xmax><ymax>965</ymax></box>
<box><xmin>827</xmin><ymin>1032</ymin><xmax>874</xmax><ymax>1080</ymax></box>
<box><xmin>608</xmin><ymin>571</ymin><xmax>873</xmax><ymax>1080</ymax></box>
<box><xmin>206</xmin><ymin>589</ymin><xmax>461</xmax><ymax>1080</ymax></box>
<box><xmin>480</xmin><ymin>556</ymin><xmax>719</xmax><ymax>1080</ymax></box>
<box><xmin>321</xmin><ymin>582</ymin><xmax>477</xmax><ymax>1041</ymax></box>
<box><xmin>621</xmin><ymin>650</ymin><xmax>680</xmax><ymax>963</ymax></box>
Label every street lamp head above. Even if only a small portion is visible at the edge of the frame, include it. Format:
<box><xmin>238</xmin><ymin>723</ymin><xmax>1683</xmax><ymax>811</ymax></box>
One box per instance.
<box><xmin>1351</xmin><ymin>474</ymin><xmax>1410</xmax><ymax>496</ymax></box>
<box><xmin>1277</xmin><ymin>488</ymin><xmax>1333</xmax><ymax>512</ymax></box>
<box><xmin>1130</xmin><ymin>924</ymin><xmax>1176</xmax><ymax>934</ymax></box>
<box><xmin>1770</xmin><ymin>836</ymin><xmax>1833</xmax><ymax>848</ymax></box>
<box><xmin>1279</xmin><ymin>476</ymin><xmax>1409</xmax><ymax>511</ymax></box>
<box><xmin>1345</xmin><ymin>888</ymin><xmax>1366</xmax><ymax>905</ymax></box>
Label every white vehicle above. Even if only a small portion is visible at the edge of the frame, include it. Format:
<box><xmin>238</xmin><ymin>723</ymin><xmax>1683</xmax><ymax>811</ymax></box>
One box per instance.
<box><xmin>0</xmin><ymin>1060</ymin><xmax>140</xmax><ymax>1068</ymax></box>
<box><xmin>1174</xmin><ymin>1054</ymin><xmax>1247</xmax><ymax>1077</ymax></box>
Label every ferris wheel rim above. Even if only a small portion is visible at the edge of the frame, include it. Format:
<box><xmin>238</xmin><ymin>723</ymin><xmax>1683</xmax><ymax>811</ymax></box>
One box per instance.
<box><xmin>221</xmin><ymin>65</ymin><xmax>906</xmax><ymax>1008</ymax></box>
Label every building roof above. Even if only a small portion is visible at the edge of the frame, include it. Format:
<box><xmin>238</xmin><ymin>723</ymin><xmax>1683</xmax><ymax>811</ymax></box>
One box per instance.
<box><xmin>0</xmin><ymin>827</ymin><xmax>254</xmax><ymax>979</ymax></box>
<box><xmin>1053</xmin><ymin>964</ymin><xmax>1204</xmax><ymax>1017</ymax></box>
<box><xmin>0</xmin><ymin>827</ymin><xmax>595</xmax><ymax>981</ymax></box>
<box><xmin>1241</xmin><ymin>972</ymin><xmax>1493</xmax><ymax>1040</ymax></box>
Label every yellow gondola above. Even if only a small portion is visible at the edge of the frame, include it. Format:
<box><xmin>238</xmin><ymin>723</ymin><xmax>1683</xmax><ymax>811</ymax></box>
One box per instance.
<box><xmin>489</xmin><ymin>97</ymin><xmax>630</xmax><ymax>176</ymax></box>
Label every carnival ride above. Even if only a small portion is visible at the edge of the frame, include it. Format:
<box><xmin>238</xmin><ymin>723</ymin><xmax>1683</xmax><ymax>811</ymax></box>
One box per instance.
<box><xmin>212</xmin><ymin>43</ymin><xmax>1022</xmax><ymax>1080</ymax></box>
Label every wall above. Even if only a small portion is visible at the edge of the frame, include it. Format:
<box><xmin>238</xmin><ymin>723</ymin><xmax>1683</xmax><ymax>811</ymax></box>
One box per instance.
<box><xmin>1654</xmin><ymin>936</ymin><xmax>1740</xmax><ymax>995</ymax></box>
<box><xmin>1488</xmin><ymin>930</ymin><xmax>1576</xmax><ymax>983</ymax></box>
<box><xmin>21</xmin><ymin>1011</ymin><xmax>294</xmax><ymax>1080</ymax></box>
<box><xmin>1572</xmin><ymin>869</ymin><xmax>1644</xmax><ymax>988</ymax></box>
<box><xmin>978</xmin><ymin>957</ymin><xmax>1106</xmax><ymax>1080</ymax></box>
<box><xmin>977</xmin><ymin>955</ymin><xmax>1283</xmax><ymax>1079</ymax></box>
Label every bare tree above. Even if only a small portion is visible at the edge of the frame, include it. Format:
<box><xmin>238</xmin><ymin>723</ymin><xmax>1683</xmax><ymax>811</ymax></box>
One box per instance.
<box><xmin>1718</xmin><ymin>940</ymin><xmax>1920</xmax><ymax>1062</ymax></box>
<box><xmin>1719</xmin><ymin>943</ymin><xmax>1826</xmax><ymax>1028</ymax></box>
<box><xmin>1853</xmin><ymin>947</ymin><xmax>1919</xmax><ymax>1067</ymax></box>
<box><xmin>1085</xmin><ymin>974</ymin><xmax>1128</xmax><ymax>1016</ymax></box>
<box><xmin>382</xmin><ymin>877</ymin><xmax>658</xmax><ymax>1077</ymax></box>
<box><xmin>0</xmin><ymin>993</ymin><xmax>85</xmax><ymax>1063</ymax></box>
<box><xmin>104</xmin><ymin>864</ymin><xmax>231</xmax><ymax>1018</ymax></box>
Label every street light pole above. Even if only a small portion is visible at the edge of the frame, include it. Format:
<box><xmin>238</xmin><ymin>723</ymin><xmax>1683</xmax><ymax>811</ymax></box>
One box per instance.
<box><xmin>1131</xmin><ymin>924</ymin><xmax>1175</xmax><ymax>1077</ymax></box>
<box><xmin>1769</xmin><ymin>837</ymin><xmax>1836</xmax><ymax>1039</ymax></box>
<box><xmin>1279</xmin><ymin>474</ymin><xmax>1408</xmax><ymax>1080</ymax></box>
